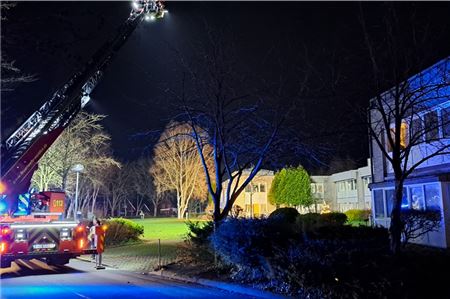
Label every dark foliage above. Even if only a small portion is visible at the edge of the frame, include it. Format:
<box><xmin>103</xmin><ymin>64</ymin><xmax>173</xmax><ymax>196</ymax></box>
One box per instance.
<box><xmin>210</xmin><ymin>217</ymin><xmax>391</xmax><ymax>297</ymax></box>
<box><xmin>104</xmin><ymin>218</ymin><xmax>144</xmax><ymax>246</ymax></box>
<box><xmin>184</xmin><ymin>221</ymin><xmax>215</xmax><ymax>263</ymax></box>
<box><xmin>268</xmin><ymin>207</ymin><xmax>300</xmax><ymax>223</ymax></box>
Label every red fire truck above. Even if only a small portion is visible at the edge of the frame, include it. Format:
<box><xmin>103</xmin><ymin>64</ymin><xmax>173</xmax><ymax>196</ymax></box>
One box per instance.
<box><xmin>0</xmin><ymin>0</ymin><xmax>166</xmax><ymax>268</ymax></box>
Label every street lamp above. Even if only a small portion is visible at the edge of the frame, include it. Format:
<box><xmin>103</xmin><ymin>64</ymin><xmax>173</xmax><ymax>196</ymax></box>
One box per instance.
<box><xmin>71</xmin><ymin>164</ymin><xmax>85</xmax><ymax>221</ymax></box>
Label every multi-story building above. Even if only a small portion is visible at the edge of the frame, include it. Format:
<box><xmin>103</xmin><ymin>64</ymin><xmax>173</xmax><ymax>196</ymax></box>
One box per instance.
<box><xmin>221</xmin><ymin>162</ymin><xmax>372</xmax><ymax>217</ymax></box>
<box><xmin>220</xmin><ymin>169</ymin><xmax>276</xmax><ymax>218</ymax></box>
<box><xmin>310</xmin><ymin>161</ymin><xmax>372</xmax><ymax>213</ymax></box>
<box><xmin>369</xmin><ymin>57</ymin><xmax>450</xmax><ymax>248</ymax></box>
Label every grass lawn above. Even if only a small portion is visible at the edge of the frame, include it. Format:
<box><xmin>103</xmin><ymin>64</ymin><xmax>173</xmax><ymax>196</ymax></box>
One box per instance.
<box><xmin>131</xmin><ymin>217</ymin><xmax>205</xmax><ymax>241</ymax></box>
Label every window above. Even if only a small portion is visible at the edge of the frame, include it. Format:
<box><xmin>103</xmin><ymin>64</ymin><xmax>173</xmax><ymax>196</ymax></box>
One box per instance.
<box><xmin>409</xmin><ymin>186</ymin><xmax>425</xmax><ymax>210</ymax></box>
<box><xmin>410</xmin><ymin>118</ymin><xmax>424</xmax><ymax>143</ymax></box>
<box><xmin>442</xmin><ymin>107</ymin><xmax>450</xmax><ymax>138</ymax></box>
<box><xmin>245</xmin><ymin>185</ymin><xmax>252</xmax><ymax>193</ymax></box>
<box><xmin>385</xmin><ymin>189</ymin><xmax>394</xmax><ymax>215</ymax></box>
<box><xmin>374</xmin><ymin>190</ymin><xmax>385</xmax><ymax>218</ymax></box>
<box><xmin>259</xmin><ymin>183</ymin><xmax>266</xmax><ymax>193</ymax></box>
<box><xmin>385</xmin><ymin>188</ymin><xmax>408</xmax><ymax>214</ymax></box>
<box><xmin>425</xmin><ymin>111</ymin><xmax>439</xmax><ymax>142</ymax></box>
<box><xmin>310</xmin><ymin>183</ymin><xmax>316</xmax><ymax>194</ymax></box>
<box><xmin>252</xmin><ymin>184</ymin><xmax>259</xmax><ymax>193</ymax></box>
<box><xmin>316</xmin><ymin>183</ymin><xmax>324</xmax><ymax>193</ymax></box>
<box><xmin>388</xmin><ymin>122</ymin><xmax>409</xmax><ymax>152</ymax></box>
<box><xmin>362</xmin><ymin>176</ymin><xmax>372</xmax><ymax>189</ymax></box>
<box><xmin>425</xmin><ymin>184</ymin><xmax>440</xmax><ymax>210</ymax></box>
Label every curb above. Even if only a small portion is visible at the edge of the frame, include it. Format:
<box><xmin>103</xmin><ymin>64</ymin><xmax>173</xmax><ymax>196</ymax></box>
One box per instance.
<box><xmin>149</xmin><ymin>269</ymin><xmax>288</xmax><ymax>299</ymax></box>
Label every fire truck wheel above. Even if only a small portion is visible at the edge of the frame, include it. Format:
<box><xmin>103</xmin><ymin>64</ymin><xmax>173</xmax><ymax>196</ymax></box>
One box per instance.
<box><xmin>47</xmin><ymin>258</ymin><xmax>70</xmax><ymax>266</ymax></box>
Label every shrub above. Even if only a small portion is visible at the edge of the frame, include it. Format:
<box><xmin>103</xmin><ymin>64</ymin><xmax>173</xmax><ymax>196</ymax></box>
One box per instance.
<box><xmin>321</xmin><ymin>212</ymin><xmax>347</xmax><ymax>225</ymax></box>
<box><xmin>184</xmin><ymin>221</ymin><xmax>215</xmax><ymax>263</ymax></box>
<box><xmin>269</xmin><ymin>207</ymin><xmax>300</xmax><ymax>223</ymax></box>
<box><xmin>104</xmin><ymin>218</ymin><xmax>144</xmax><ymax>246</ymax></box>
<box><xmin>210</xmin><ymin>217</ymin><xmax>390</xmax><ymax>296</ymax></box>
<box><xmin>345</xmin><ymin>209</ymin><xmax>371</xmax><ymax>223</ymax></box>
<box><xmin>296</xmin><ymin>212</ymin><xmax>347</xmax><ymax>235</ymax></box>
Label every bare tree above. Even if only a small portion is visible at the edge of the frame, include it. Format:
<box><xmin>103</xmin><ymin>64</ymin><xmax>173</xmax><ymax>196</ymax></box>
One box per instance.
<box><xmin>150</xmin><ymin>122</ymin><xmax>209</xmax><ymax>219</ymax></box>
<box><xmin>128</xmin><ymin>158</ymin><xmax>155</xmax><ymax>216</ymax></box>
<box><xmin>31</xmin><ymin>112</ymin><xmax>119</xmax><ymax>217</ymax></box>
<box><xmin>176</xmin><ymin>30</ymin><xmax>319</xmax><ymax>222</ymax></box>
<box><xmin>1</xmin><ymin>3</ymin><xmax>36</xmax><ymax>92</ymax></box>
<box><xmin>360</xmin><ymin>4</ymin><xmax>450</xmax><ymax>254</ymax></box>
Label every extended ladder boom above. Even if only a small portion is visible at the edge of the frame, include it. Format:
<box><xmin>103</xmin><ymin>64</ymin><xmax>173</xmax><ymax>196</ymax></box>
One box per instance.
<box><xmin>1</xmin><ymin>0</ymin><xmax>166</xmax><ymax>214</ymax></box>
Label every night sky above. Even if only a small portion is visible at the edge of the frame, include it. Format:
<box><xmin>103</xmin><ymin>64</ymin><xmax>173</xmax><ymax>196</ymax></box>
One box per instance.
<box><xmin>2</xmin><ymin>1</ymin><xmax>450</xmax><ymax>173</ymax></box>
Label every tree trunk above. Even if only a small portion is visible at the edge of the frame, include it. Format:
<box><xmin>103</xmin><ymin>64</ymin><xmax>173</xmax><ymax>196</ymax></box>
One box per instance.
<box><xmin>153</xmin><ymin>203</ymin><xmax>158</xmax><ymax>217</ymax></box>
<box><xmin>389</xmin><ymin>178</ymin><xmax>404</xmax><ymax>255</ymax></box>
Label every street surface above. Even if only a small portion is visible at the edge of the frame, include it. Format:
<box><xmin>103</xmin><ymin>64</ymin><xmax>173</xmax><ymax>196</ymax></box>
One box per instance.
<box><xmin>0</xmin><ymin>259</ymin><xmax>255</xmax><ymax>299</ymax></box>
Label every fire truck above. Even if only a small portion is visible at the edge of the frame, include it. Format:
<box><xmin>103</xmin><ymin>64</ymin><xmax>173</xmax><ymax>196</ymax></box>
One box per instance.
<box><xmin>0</xmin><ymin>0</ymin><xmax>167</xmax><ymax>268</ymax></box>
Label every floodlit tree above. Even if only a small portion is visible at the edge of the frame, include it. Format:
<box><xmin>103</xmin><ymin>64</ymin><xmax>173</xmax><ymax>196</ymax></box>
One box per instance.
<box><xmin>269</xmin><ymin>166</ymin><xmax>313</xmax><ymax>208</ymax></box>
<box><xmin>360</xmin><ymin>5</ymin><xmax>450</xmax><ymax>254</ymax></box>
<box><xmin>31</xmin><ymin>112</ymin><xmax>119</xmax><ymax>217</ymax></box>
<box><xmin>150</xmin><ymin>122</ymin><xmax>209</xmax><ymax>219</ymax></box>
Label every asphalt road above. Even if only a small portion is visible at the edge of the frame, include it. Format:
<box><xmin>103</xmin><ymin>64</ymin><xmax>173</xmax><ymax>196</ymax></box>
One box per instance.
<box><xmin>0</xmin><ymin>259</ymin><xmax>255</xmax><ymax>299</ymax></box>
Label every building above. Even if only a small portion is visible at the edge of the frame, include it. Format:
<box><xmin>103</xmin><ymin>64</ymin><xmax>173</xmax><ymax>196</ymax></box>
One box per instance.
<box><xmin>310</xmin><ymin>160</ymin><xmax>372</xmax><ymax>213</ymax></box>
<box><xmin>221</xmin><ymin>162</ymin><xmax>372</xmax><ymax>217</ymax></box>
<box><xmin>369</xmin><ymin>57</ymin><xmax>450</xmax><ymax>248</ymax></box>
<box><xmin>220</xmin><ymin>169</ymin><xmax>276</xmax><ymax>218</ymax></box>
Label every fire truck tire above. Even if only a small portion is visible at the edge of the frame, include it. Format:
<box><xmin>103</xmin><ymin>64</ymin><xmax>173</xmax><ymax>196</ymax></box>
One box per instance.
<box><xmin>47</xmin><ymin>257</ymin><xmax>70</xmax><ymax>266</ymax></box>
<box><xmin>1</xmin><ymin>260</ymin><xmax>12</xmax><ymax>268</ymax></box>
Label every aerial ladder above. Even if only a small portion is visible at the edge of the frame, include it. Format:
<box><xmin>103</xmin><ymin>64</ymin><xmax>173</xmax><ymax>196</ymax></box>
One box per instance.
<box><xmin>0</xmin><ymin>0</ymin><xmax>166</xmax><ymax>268</ymax></box>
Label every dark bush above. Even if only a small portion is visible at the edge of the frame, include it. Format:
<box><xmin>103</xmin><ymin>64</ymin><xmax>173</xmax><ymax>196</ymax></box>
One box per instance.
<box><xmin>269</xmin><ymin>207</ymin><xmax>300</xmax><ymax>223</ymax></box>
<box><xmin>210</xmin><ymin>217</ymin><xmax>390</xmax><ymax>297</ymax></box>
<box><xmin>321</xmin><ymin>212</ymin><xmax>347</xmax><ymax>225</ymax></box>
<box><xmin>185</xmin><ymin>220</ymin><xmax>214</xmax><ymax>247</ymax></box>
<box><xmin>104</xmin><ymin>218</ymin><xmax>144</xmax><ymax>246</ymax></box>
<box><xmin>184</xmin><ymin>221</ymin><xmax>215</xmax><ymax>263</ymax></box>
<box><xmin>345</xmin><ymin>209</ymin><xmax>371</xmax><ymax>223</ymax></box>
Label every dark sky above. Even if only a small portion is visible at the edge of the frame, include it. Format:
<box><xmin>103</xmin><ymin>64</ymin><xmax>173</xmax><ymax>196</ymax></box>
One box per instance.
<box><xmin>2</xmin><ymin>1</ymin><xmax>450</xmax><ymax>172</ymax></box>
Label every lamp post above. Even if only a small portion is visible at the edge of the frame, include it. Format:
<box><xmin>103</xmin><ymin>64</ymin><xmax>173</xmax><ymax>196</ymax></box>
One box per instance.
<box><xmin>71</xmin><ymin>164</ymin><xmax>85</xmax><ymax>221</ymax></box>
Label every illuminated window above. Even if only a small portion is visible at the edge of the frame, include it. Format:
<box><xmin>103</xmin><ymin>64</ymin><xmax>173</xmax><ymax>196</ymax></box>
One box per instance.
<box><xmin>388</xmin><ymin>122</ymin><xmax>409</xmax><ymax>152</ymax></box>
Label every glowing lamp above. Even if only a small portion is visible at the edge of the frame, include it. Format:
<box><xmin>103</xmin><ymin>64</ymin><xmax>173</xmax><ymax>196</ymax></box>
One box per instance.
<box><xmin>102</xmin><ymin>225</ymin><xmax>108</xmax><ymax>232</ymax></box>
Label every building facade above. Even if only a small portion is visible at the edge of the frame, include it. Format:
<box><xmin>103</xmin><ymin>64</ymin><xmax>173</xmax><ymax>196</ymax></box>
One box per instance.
<box><xmin>220</xmin><ymin>169</ymin><xmax>277</xmax><ymax>218</ymax></box>
<box><xmin>221</xmin><ymin>162</ymin><xmax>372</xmax><ymax>217</ymax></box>
<box><xmin>369</xmin><ymin>57</ymin><xmax>450</xmax><ymax>248</ymax></box>
<box><xmin>310</xmin><ymin>161</ymin><xmax>372</xmax><ymax>213</ymax></box>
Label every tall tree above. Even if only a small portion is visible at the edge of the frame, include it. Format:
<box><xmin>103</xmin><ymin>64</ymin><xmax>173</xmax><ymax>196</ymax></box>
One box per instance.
<box><xmin>269</xmin><ymin>166</ymin><xmax>313</xmax><ymax>208</ymax></box>
<box><xmin>360</xmin><ymin>4</ymin><xmax>450</xmax><ymax>254</ymax></box>
<box><xmin>150</xmin><ymin>122</ymin><xmax>209</xmax><ymax>219</ymax></box>
<box><xmin>177</xmin><ymin>30</ymin><xmax>320</xmax><ymax>222</ymax></box>
<box><xmin>128</xmin><ymin>158</ymin><xmax>155</xmax><ymax>216</ymax></box>
<box><xmin>31</xmin><ymin>112</ymin><xmax>119</xmax><ymax>218</ymax></box>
